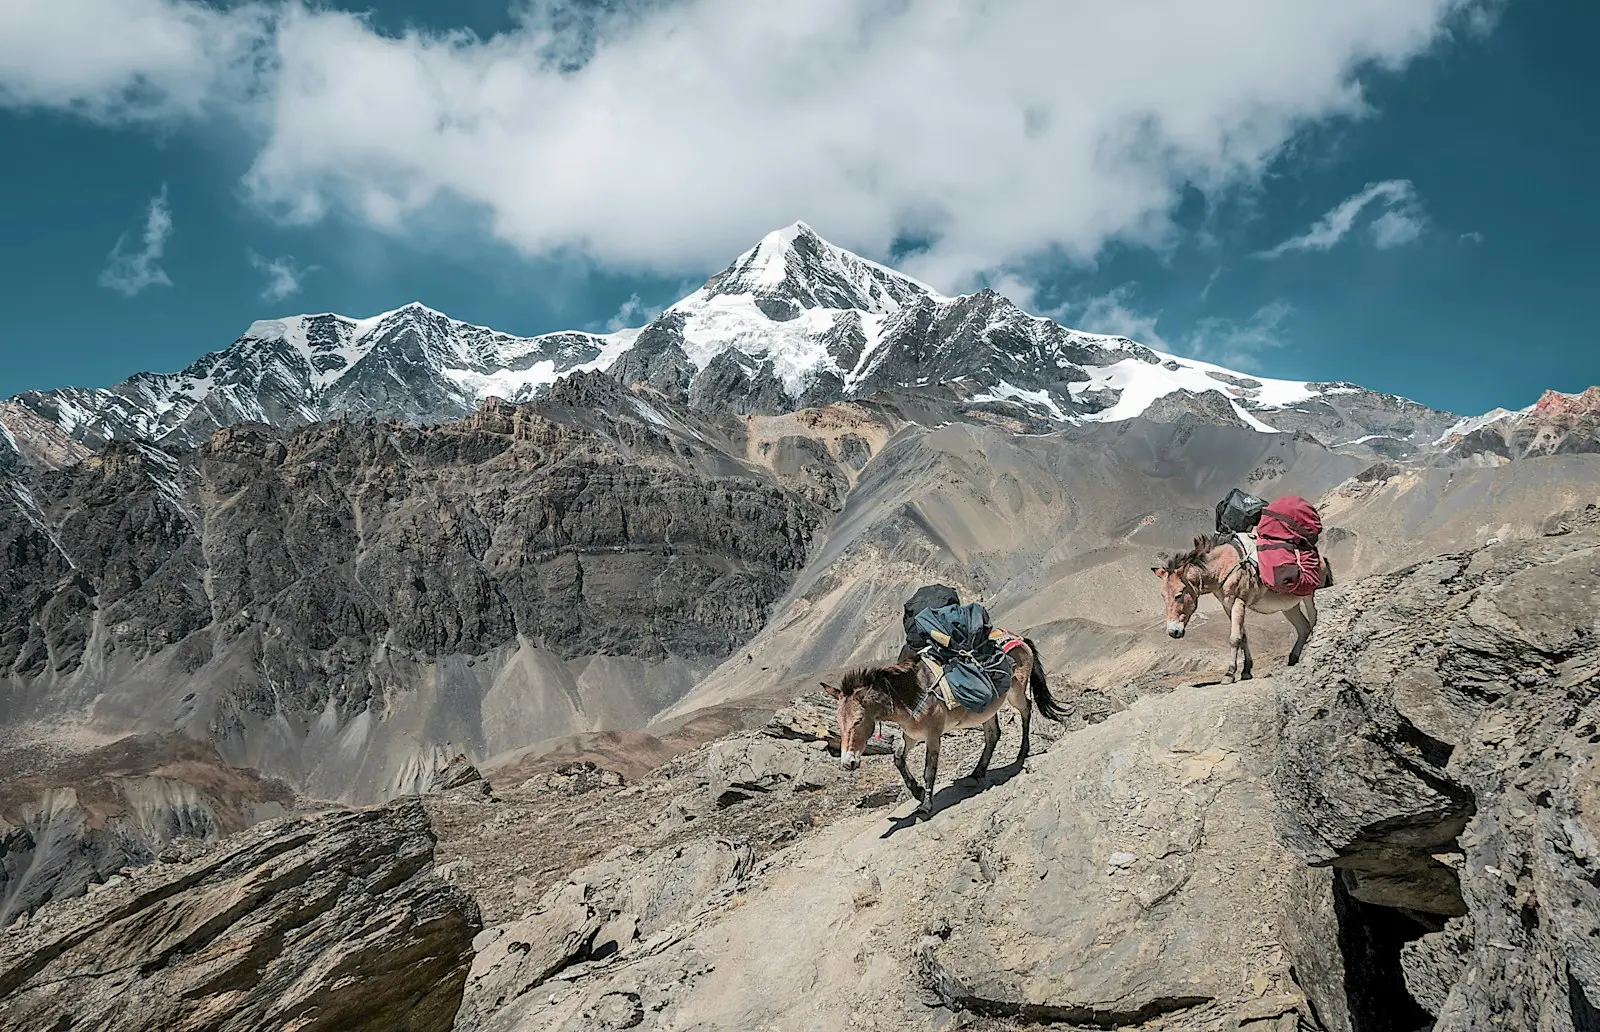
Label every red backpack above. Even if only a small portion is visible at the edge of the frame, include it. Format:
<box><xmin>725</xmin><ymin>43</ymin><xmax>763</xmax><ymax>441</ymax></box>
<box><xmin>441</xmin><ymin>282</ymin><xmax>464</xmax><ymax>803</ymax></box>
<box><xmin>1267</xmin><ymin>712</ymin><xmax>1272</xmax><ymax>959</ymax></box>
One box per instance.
<box><xmin>1256</xmin><ymin>496</ymin><xmax>1322</xmax><ymax>548</ymax></box>
<box><xmin>1255</xmin><ymin>496</ymin><xmax>1324</xmax><ymax>596</ymax></box>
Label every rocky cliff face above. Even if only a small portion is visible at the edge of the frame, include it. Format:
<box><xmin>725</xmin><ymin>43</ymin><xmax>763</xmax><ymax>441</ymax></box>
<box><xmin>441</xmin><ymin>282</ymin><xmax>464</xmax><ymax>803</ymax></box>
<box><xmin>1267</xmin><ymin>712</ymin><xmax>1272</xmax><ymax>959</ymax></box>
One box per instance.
<box><xmin>1277</xmin><ymin>504</ymin><xmax>1600</xmax><ymax>1031</ymax></box>
<box><xmin>0</xmin><ymin>375</ymin><xmax>846</xmax><ymax>803</ymax></box>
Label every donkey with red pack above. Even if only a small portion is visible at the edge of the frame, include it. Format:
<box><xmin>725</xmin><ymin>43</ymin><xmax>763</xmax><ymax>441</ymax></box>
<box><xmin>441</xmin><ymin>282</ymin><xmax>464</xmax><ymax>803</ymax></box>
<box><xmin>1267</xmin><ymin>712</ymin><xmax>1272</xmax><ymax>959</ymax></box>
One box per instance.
<box><xmin>1152</xmin><ymin>493</ymin><xmax>1334</xmax><ymax>682</ymax></box>
<box><xmin>823</xmin><ymin>596</ymin><xmax>1069</xmax><ymax>820</ymax></box>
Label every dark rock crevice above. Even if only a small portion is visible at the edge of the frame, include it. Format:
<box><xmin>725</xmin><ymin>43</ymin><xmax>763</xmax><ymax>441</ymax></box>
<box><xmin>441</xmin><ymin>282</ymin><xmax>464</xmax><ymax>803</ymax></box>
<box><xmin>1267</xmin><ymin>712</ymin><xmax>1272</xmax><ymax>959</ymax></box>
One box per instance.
<box><xmin>917</xmin><ymin>946</ymin><xmax>1211</xmax><ymax>1029</ymax></box>
<box><xmin>1572</xmin><ymin>963</ymin><xmax>1600</xmax><ymax>1032</ymax></box>
<box><xmin>1331</xmin><ymin>872</ymin><xmax>1441</xmax><ymax>1032</ymax></box>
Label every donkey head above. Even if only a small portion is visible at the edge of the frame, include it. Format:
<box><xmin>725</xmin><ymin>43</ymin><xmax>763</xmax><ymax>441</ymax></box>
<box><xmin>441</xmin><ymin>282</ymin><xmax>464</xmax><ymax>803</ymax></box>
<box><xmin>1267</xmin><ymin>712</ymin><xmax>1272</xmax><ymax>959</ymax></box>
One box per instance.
<box><xmin>1151</xmin><ymin>565</ymin><xmax>1201</xmax><ymax>639</ymax></box>
<box><xmin>822</xmin><ymin>670</ymin><xmax>878</xmax><ymax>771</ymax></box>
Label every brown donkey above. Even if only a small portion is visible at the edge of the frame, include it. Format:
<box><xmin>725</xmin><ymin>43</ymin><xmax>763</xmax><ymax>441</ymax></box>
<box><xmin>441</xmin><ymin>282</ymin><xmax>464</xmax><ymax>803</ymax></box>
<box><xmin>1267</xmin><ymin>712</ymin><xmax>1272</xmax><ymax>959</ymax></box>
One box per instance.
<box><xmin>1152</xmin><ymin>533</ymin><xmax>1333</xmax><ymax>682</ymax></box>
<box><xmin>823</xmin><ymin>637</ymin><xmax>1069</xmax><ymax>820</ymax></box>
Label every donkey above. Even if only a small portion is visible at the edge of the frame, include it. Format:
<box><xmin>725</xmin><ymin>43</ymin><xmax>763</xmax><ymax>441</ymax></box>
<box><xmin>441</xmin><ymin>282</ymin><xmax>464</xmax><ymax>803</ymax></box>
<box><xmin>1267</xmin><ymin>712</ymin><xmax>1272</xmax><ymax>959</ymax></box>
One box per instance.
<box><xmin>823</xmin><ymin>637</ymin><xmax>1069</xmax><ymax>820</ymax></box>
<box><xmin>1152</xmin><ymin>533</ymin><xmax>1333</xmax><ymax>682</ymax></box>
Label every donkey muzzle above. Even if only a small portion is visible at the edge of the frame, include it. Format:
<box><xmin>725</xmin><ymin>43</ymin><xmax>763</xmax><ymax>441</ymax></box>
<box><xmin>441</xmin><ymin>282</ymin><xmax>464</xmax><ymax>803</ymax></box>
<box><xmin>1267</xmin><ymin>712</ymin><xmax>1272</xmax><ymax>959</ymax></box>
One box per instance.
<box><xmin>839</xmin><ymin>751</ymin><xmax>861</xmax><ymax>772</ymax></box>
<box><xmin>1166</xmin><ymin>621</ymin><xmax>1187</xmax><ymax>639</ymax></box>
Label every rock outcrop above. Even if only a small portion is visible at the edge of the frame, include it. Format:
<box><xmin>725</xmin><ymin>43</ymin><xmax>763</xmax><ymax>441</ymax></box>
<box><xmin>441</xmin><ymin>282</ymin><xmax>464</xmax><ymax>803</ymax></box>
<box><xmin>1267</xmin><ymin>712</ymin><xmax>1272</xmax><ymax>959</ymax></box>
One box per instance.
<box><xmin>427</xmin><ymin>755</ymin><xmax>494</xmax><ymax>799</ymax></box>
<box><xmin>1277</xmin><ymin>504</ymin><xmax>1600</xmax><ymax>1031</ymax></box>
<box><xmin>0</xmin><ymin>799</ymin><xmax>480</xmax><ymax>1032</ymax></box>
<box><xmin>456</xmin><ymin>837</ymin><xmax>754</xmax><ymax>1031</ymax></box>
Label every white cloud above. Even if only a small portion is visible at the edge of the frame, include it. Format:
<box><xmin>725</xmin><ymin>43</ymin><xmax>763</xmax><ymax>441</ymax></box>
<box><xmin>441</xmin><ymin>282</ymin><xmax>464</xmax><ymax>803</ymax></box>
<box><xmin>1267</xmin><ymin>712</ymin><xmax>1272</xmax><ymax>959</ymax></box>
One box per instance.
<box><xmin>249</xmin><ymin>251</ymin><xmax>311</xmax><ymax>301</ymax></box>
<box><xmin>1069</xmin><ymin>286</ymin><xmax>1292</xmax><ymax>372</ymax></box>
<box><xmin>1459</xmin><ymin>230</ymin><xmax>1485</xmax><ymax>245</ymax></box>
<box><xmin>5</xmin><ymin>0</ymin><xmax>1485</xmax><ymax>285</ymax></box>
<box><xmin>1185</xmin><ymin>301</ymin><xmax>1294</xmax><ymax>368</ymax></box>
<box><xmin>1258</xmin><ymin>179</ymin><xmax>1425</xmax><ymax>258</ymax></box>
<box><xmin>1369</xmin><ymin>209</ymin><xmax>1425</xmax><ymax>249</ymax></box>
<box><xmin>1072</xmin><ymin>287</ymin><xmax>1173</xmax><ymax>351</ymax></box>
<box><xmin>99</xmin><ymin>187</ymin><xmax>174</xmax><ymax>296</ymax></box>
<box><xmin>597</xmin><ymin>292</ymin><xmax>662</xmax><ymax>333</ymax></box>
<box><xmin>1199</xmin><ymin>266</ymin><xmax>1224</xmax><ymax>302</ymax></box>
<box><xmin>0</xmin><ymin>0</ymin><xmax>266</xmax><ymax>121</ymax></box>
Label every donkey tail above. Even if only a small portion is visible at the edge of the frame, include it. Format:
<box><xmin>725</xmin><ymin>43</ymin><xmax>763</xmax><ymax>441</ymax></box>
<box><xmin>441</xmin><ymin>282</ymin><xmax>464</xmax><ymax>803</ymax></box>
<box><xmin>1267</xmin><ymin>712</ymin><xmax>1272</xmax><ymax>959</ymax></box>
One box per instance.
<box><xmin>1321</xmin><ymin>555</ymin><xmax>1336</xmax><ymax>589</ymax></box>
<box><xmin>1022</xmin><ymin>637</ymin><xmax>1071</xmax><ymax>723</ymax></box>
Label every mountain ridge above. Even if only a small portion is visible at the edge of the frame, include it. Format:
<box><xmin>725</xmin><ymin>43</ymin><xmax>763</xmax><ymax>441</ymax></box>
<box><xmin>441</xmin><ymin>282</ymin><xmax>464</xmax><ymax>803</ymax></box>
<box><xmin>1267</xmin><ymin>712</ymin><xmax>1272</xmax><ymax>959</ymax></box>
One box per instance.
<box><xmin>1</xmin><ymin>221</ymin><xmax>1499</xmax><ymax>470</ymax></box>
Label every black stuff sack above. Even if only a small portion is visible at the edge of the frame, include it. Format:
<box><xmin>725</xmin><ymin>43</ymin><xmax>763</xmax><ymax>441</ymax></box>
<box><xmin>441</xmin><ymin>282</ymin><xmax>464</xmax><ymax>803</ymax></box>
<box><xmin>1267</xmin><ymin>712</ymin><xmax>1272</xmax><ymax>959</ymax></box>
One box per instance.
<box><xmin>902</xmin><ymin>584</ymin><xmax>962</xmax><ymax>653</ymax></box>
<box><xmin>1215</xmin><ymin>488</ymin><xmax>1268</xmax><ymax>535</ymax></box>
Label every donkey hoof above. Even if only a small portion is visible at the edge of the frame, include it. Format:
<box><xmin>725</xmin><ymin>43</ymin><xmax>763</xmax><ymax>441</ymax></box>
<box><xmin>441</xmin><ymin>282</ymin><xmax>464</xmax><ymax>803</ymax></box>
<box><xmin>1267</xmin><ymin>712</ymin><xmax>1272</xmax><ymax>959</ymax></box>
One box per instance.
<box><xmin>1241</xmin><ymin>670</ymin><xmax>1254</xmax><ymax>681</ymax></box>
<box><xmin>1287</xmin><ymin>655</ymin><xmax>1301</xmax><ymax>667</ymax></box>
<box><xmin>916</xmin><ymin>806</ymin><xmax>934</xmax><ymax>822</ymax></box>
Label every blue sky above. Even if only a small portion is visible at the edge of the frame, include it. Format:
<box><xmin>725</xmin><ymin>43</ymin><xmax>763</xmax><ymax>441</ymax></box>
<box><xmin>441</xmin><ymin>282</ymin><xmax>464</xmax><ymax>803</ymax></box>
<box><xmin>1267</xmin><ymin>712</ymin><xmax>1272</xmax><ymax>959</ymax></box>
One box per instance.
<box><xmin>0</xmin><ymin>0</ymin><xmax>1594</xmax><ymax>416</ymax></box>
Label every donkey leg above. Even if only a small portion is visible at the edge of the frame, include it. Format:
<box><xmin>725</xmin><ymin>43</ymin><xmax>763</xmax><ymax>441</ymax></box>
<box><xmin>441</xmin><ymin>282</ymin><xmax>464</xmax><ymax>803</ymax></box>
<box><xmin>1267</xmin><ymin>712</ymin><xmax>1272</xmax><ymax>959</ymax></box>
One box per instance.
<box><xmin>971</xmin><ymin>716</ymin><xmax>1000</xmax><ymax>781</ymax></box>
<box><xmin>1239</xmin><ymin>629</ymin><xmax>1253</xmax><ymax>680</ymax></box>
<box><xmin>1226</xmin><ymin>597</ymin><xmax>1252</xmax><ymax>681</ymax></box>
<box><xmin>1017</xmin><ymin>692</ymin><xmax>1033</xmax><ymax>765</ymax></box>
<box><xmin>1284</xmin><ymin>604</ymin><xmax>1313</xmax><ymax>666</ymax></box>
<box><xmin>919</xmin><ymin>737</ymin><xmax>941</xmax><ymax>819</ymax></box>
<box><xmin>893</xmin><ymin>733</ymin><xmax>924</xmax><ymax>801</ymax></box>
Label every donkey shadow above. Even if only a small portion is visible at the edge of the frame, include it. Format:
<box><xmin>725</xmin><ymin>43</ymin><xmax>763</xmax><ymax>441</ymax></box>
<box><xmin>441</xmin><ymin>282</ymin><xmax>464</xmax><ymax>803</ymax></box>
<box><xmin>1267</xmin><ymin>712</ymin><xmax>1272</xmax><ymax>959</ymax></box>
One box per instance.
<box><xmin>879</xmin><ymin>756</ymin><xmax>1027</xmax><ymax>839</ymax></box>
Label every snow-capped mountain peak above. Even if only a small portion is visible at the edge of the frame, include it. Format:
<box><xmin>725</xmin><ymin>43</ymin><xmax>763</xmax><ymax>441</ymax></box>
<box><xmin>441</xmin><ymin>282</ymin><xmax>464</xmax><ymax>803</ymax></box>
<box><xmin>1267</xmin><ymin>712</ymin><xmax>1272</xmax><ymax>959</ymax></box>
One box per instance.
<box><xmin>684</xmin><ymin>221</ymin><xmax>940</xmax><ymax>316</ymax></box>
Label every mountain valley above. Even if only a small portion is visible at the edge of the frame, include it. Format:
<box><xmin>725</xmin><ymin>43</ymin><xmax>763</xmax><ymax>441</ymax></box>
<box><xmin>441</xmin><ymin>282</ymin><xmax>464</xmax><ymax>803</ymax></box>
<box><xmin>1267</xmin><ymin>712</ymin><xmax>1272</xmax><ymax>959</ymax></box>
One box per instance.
<box><xmin>1</xmin><ymin>224</ymin><xmax>1597</xmax><ymax>1032</ymax></box>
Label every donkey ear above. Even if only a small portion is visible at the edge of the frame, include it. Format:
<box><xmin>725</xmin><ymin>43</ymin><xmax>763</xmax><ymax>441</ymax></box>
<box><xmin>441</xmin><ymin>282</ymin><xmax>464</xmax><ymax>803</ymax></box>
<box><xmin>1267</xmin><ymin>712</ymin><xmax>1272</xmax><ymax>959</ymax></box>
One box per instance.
<box><xmin>1151</xmin><ymin>567</ymin><xmax>1166</xmax><ymax>577</ymax></box>
<box><xmin>820</xmin><ymin>682</ymin><xmax>844</xmax><ymax>699</ymax></box>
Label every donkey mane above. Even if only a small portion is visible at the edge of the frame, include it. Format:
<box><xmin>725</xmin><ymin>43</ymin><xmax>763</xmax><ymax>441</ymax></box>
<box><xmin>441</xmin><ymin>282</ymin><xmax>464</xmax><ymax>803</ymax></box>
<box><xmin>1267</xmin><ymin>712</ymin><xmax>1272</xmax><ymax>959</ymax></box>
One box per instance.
<box><xmin>841</xmin><ymin>659</ymin><xmax>923</xmax><ymax>711</ymax></box>
<box><xmin>1164</xmin><ymin>533</ymin><xmax>1226</xmax><ymax>575</ymax></box>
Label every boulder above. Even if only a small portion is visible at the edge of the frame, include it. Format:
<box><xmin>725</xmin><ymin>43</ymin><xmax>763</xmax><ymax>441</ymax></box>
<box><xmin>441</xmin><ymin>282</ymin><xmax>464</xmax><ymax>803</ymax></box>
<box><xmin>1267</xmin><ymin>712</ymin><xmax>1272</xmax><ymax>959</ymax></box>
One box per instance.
<box><xmin>761</xmin><ymin>699</ymin><xmax>837</xmax><ymax>742</ymax></box>
<box><xmin>761</xmin><ymin>698</ymin><xmax>893</xmax><ymax>754</ymax></box>
<box><xmin>0</xmin><ymin>799</ymin><xmax>480</xmax><ymax>1032</ymax></box>
<box><xmin>517</xmin><ymin>762</ymin><xmax>626</xmax><ymax>797</ymax></box>
<box><xmin>428</xmin><ymin>754</ymin><xmax>494</xmax><ymax>799</ymax></box>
